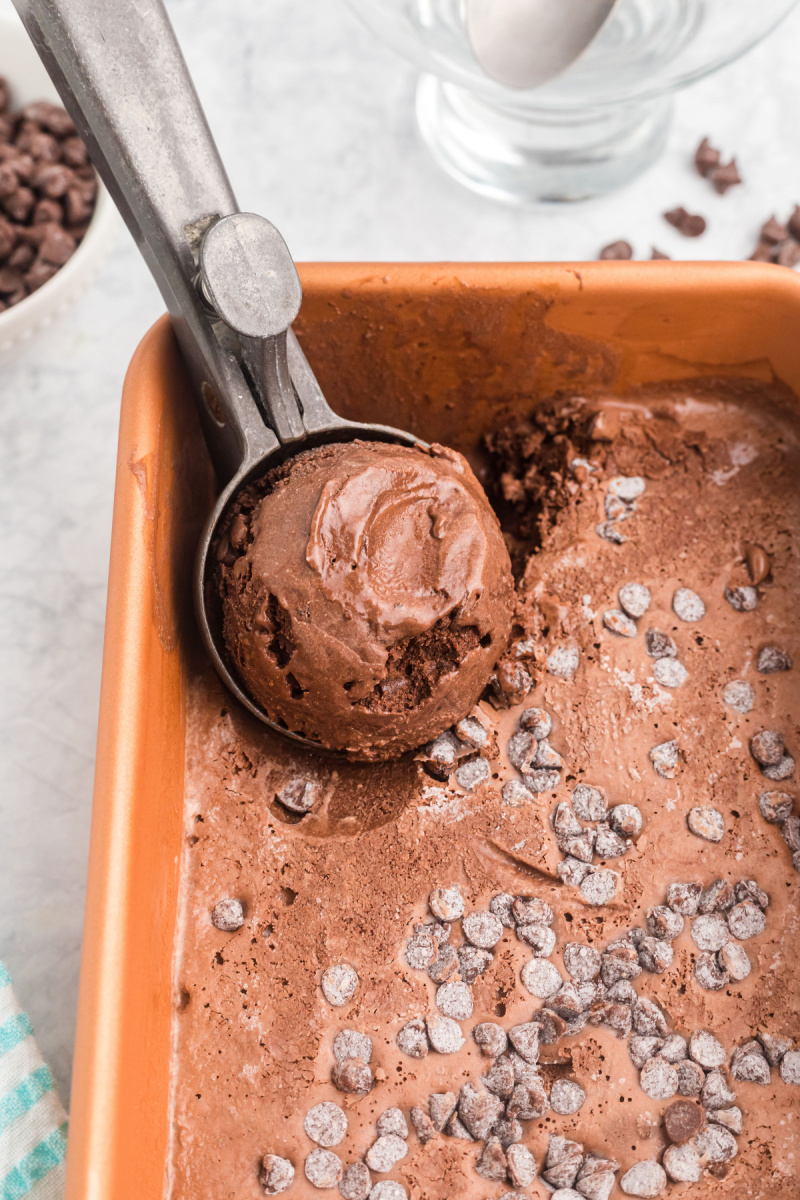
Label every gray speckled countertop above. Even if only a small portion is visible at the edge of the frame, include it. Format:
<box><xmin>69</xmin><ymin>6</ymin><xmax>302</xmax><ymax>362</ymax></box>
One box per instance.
<box><xmin>2</xmin><ymin>0</ymin><xmax>800</xmax><ymax>1106</ymax></box>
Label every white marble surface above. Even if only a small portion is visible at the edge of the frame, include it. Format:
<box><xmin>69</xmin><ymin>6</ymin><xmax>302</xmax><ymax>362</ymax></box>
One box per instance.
<box><xmin>2</xmin><ymin>0</ymin><xmax>800</xmax><ymax>1107</ymax></box>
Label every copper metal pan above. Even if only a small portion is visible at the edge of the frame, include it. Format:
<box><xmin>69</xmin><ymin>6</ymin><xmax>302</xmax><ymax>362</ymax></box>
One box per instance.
<box><xmin>67</xmin><ymin>260</ymin><xmax>800</xmax><ymax>1200</ymax></box>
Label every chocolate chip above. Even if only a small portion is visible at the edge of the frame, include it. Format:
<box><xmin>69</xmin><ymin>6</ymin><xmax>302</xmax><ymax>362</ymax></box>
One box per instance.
<box><xmin>751</xmin><ymin>729</ymin><xmax>784</xmax><ymax>766</ymax></box>
<box><xmin>709</xmin><ymin>159</ymin><xmax>741</xmax><ymax>194</ymax></box>
<box><xmin>369</xmin><ymin>1183</ymin><xmax>407</xmax><ymax>1200</ymax></box>
<box><xmin>523</xmin><ymin>767</ymin><xmax>562</xmax><ymax>793</ymax></box>
<box><xmin>404</xmin><ymin>927</ymin><xmax>436</xmax><ymax>970</ymax></box>
<box><xmin>695</xmin><ymin>952</ymin><xmax>728</xmax><ymax>990</ymax></box>
<box><xmin>664</xmin><ymin>1099</ymin><xmax>703</xmax><ymax>1145</ymax></box>
<box><xmin>596</xmin><ymin>520</ymin><xmax>627</xmax><ymax>544</ymax></box>
<box><xmin>305</xmin><ymin>1148</ymin><xmax>343</xmax><ymax>1189</ymax></box>
<box><xmin>429</xmin><ymin>885</ymin><xmax>464</xmax><ymax>921</ymax></box>
<box><xmin>663</xmin><ymin>1142</ymin><xmax>701</xmax><ymax>1183</ymax></box>
<box><xmin>421</xmin><ymin>731</ymin><xmax>460</xmax><ymax>778</ymax></box>
<box><xmin>259</xmin><ymin>1154</ymin><xmax>295</xmax><ymax>1195</ymax></box>
<box><xmin>654</xmin><ymin>658</ymin><xmax>689</xmax><ymax>688</ymax></box>
<box><xmin>481</xmin><ymin>1055</ymin><xmax>516</xmax><ymax>1099</ymax></box>
<box><xmin>724</xmin><ymin>584</ymin><xmax>758</xmax><ymax>612</ymax></box>
<box><xmin>665</xmin><ymin>881</ymin><xmax>702</xmax><ymax>915</ymax></box>
<box><xmin>599</xmin><ymin>240</ymin><xmax>633</xmax><ymax>260</ymax></box>
<box><xmin>676</xmin><ymin>1059</ymin><xmax>705</xmax><ymax>1096</ymax></box>
<box><xmin>617</xmin><ymin>582</ymin><xmax>651</xmax><ymax>618</ymax></box>
<box><xmin>365</xmin><ymin>1135</ymin><xmax>407</xmax><ymax>1174</ymax></box>
<box><xmin>708</xmin><ymin>1105</ymin><xmax>742</xmax><ymax>1134</ymax></box>
<box><xmin>547</xmin><ymin>645</ymin><xmax>580</xmax><ymax>679</ymax></box>
<box><xmin>593</xmin><ymin>825</ymin><xmax>629</xmax><ymax>861</ymax></box>
<box><xmin>571</xmin><ymin>783</ymin><xmax>607</xmax><ymax>821</ymax></box>
<box><xmin>664</xmin><ymin>207</ymin><xmax>707</xmax><ymax>237</ymax></box>
<box><xmin>475</xmin><ymin>1137</ymin><xmax>508</xmax><ymax>1182</ymax></box>
<box><xmin>698</xmin><ymin>879</ymin><xmax>735</xmax><ymax>914</ymax></box>
<box><xmin>779</xmin><ymin>1049</ymin><xmax>800</xmax><ymax>1084</ymax></box>
<box><xmin>506</xmin><ymin>1142</ymin><xmax>537</xmax><ymax>1187</ymax></box>
<box><xmin>695</xmin><ymin>137</ymin><xmax>721</xmax><ymax>176</ymax></box>
<box><xmin>608</xmin><ymin>804</ymin><xmax>643</xmax><ymax>837</ymax></box>
<box><xmin>687</xmin><ymin>806</ymin><xmax>724</xmax><ymax>842</ymax></box>
<box><xmin>757</xmin><ymin>1031</ymin><xmax>792</xmax><ymax>1065</ymax></box>
<box><xmin>489</xmin><ymin>661</ymin><xmax>533</xmax><ymax>707</ymax></box>
<box><xmin>619</xmin><ymin>1160</ymin><xmax>667</xmax><ymax>1197</ymax></box>
<box><xmin>444</xmin><ymin>1112</ymin><xmax>473</xmax><ymax>1140</ymax></box>
<box><xmin>321</xmin><ymin>964</ymin><xmax>358</xmax><ymax>1007</ymax></box>
<box><xmin>701</xmin><ymin>1068</ymin><xmax>736</xmax><ymax>1110</ymax></box>
<box><xmin>722</xmin><ymin>679</ymin><xmax>754</xmax><ymax>713</ymax></box>
<box><xmin>645</xmin><ymin>906</ymin><xmax>685</xmax><ymax>940</ymax></box>
<box><xmin>426</xmin><ymin>1092</ymin><xmax>457</xmax><ymax>1133</ymax></box>
<box><xmin>639</xmin><ymin>1057</ymin><xmax>678</xmax><ymax>1100</ymax></box>
<box><xmin>726</xmin><ymin>900</ymin><xmax>766</xmax><ymax>940</ymax></box>
<box><xmin>762</xmin><ymin>754</ymin><xmax>795</xmax><ymax>781</ymax></box>
<box><xmin>637</xmin><ymin>936</ymin><xmax>673</xmax><ymax>974</ymax></box>
<box><xmin>758</xmin><ymin>791</ymin><xmax>793</xmax><ymax>823</ymax></box>
<box><xmin>631</xmin><ymin>997</ymin><xmax>667</xmax><ymax>1038</ymax></box>
<box><xmin>304</xmin><ymin>1102</ymin><xmax>348</xmax><ymax>1147</ymax></box>
<box><xmin>543</xmin><ymin>1135</ymin><xmax>584</xmax><ymax>1189</ymax></box>
<box><xmin>558</xmin><ymin>856</ymin><xmax>593</xmax><ymax>886</ymax></box>
<box><xmin>517</xmin><ymin>923</ymin><xmax>557</xmax><ymax>957</ymax></box>
<box><xmin>501</xmin><ymin>779</ymin><xmax>533</xmax><ymax>807</ymax></box>
<box><xmin>603</xmin><ymin>609</ymin><xmax>637</xmax><ymax>637</ymax></box>
<box><xmin>575</xmin><ymin>1155</ymin><xmax>619</xmax><ymax>1200</ymax></box>
<box><xmin>516</xmin><ymin>896</ymin><xmax>556</xmax><ymax>927</ymax></box>
<box><xmin>607</xmin><ymin>979</ymin><xmax>637</xmax><ymax>1004</ymax></box>
<box><xmin>428</xmin><ymin>942</ymin><xmax>459</xmax><ymax>983</ymax></box>
<box><xmin>339</xmin><ymin>1163</ymin><xmax>372</xmax><ymax>1200</ymax></box>
<box><xmin>757</xmin><ymin>645</ymin><xmax>792</xmax><ymax>673</ymax></box>
<box><xmin>375</xmin><ymin>1109</ymin><xmax>408</xmax><ymax>1141</ymax></box>
<box><xmin>650</xmin><ymin>740</ymin><xmax>679</xmax><ymax>779</ymax></box>
<box><xmin>521</xmin><ymin>957</ymin><xmax>563</xmax><ymax>999</ymax></box>
<box><xmin>734</xmin><ymin>878</ymin><xmax>769</xmax><ymax>909</ymax></box>
<box><xmin>534</xmin><ymin>739</ymin><xmax>564</xmax><ymax>771</ymax></box>
<box><xmin>628</xmin><ymin>1036</ymin><xmax>664</xmax><ymax>1069</ymax></box>
<box><xmin>396</xmin><ymin>1018</ymin><xmax>428</xmax><ymax>1058</ymax></box>
<box><xmin>691</xmin><ymin>913</ymin><xmax>729</xmax><ymax>952</ymax></box>
<box><xmin>457</xmin><ymin>1082</ymin><xmax>504</xmax><ymax>1140</ymax></box>
<box><xmin>550</xmin><ymin>1079</ymin><xmax>586</xmax><ymax>1115</ymax></box>
<box><xmin>506</xmin><ymin>1078</ymin><xmax>550</xmax><ymax>1120</ymax></box>
<box><xmin>277</xmin><ymin>778</ymin><xmax>317</xmax><ymax>813</ymax></box>
<box><xmin>436</xmin><ymin>980</ymin><xmax>473</xmax><ymax>1020</ymax></box>
<box><xmin>563</xmin><ymin>942</ymin><xmax>602</xmax><ymax>981</ymax></box>
<box><xmin>426</xmin><ymin>1015</ymin><xmax>465</xmax><ymax>1054</ymax></box>
<box><xmin>333</xmin><ymin>1030</ymin><xmax>372</xmax><ymax>1064</ymax></box>
<box><xmin>695</xmin><ymin>1123</ymin><xmax>738</xmax><ymax>1163</ymax></box>
<box><xmin>531</xmin><ymin>1008</ymin><xmax>569</xmax><ymax>1045</ymax></box>
<box><xmin>660</xmin><ymin>1033</ymin><xmax>688</xmax><ymax>1063</ymax></box>
<box><xmin>332</xmin><ymin>1058</ymin><xmax>373</xmax><ymax>1095</ymax></box>
<box><xmin>406</xmin><ymin>1105</ymin><xmax>435</xmax><ymax>1146</ymax></box>
<box><xmin>730</xmin><ymin>1045</ymin><xmax>770</xmax><ymax>1084</ymax></box>
<box><xmin>718</xmin><ymin>942</ymin><xmax>751</xmax><ymax>981</ymax></box>
<box><xmin>471</xmin><ymin>1022</ymin><xmax>507</xmax><ymax>1059</ymax></box>
<box><xmin>519</xmin><ymin>706</ymin><xmax>552</xmax><ymax>738</ymax></box>
<box><xmin>645</xmin><ymin>629</ymin><xmax>677</xmax><ymax>659</ymax></box>
<box><xmin>580</xmin><ymin>869</ymin><xmax>618</xmax><ymax>906</ymax></box>
<box><xmin>210</xmin><ymin>898</ymin><xmax>244</xmax><ymax>931</ymax></box>
<box><xmin>489</xmin><ymin>893</ymin><xmax>516</xmax><ymax>927</ymax></box>
<box><xmin>463</xmin><ymin>910</ymin><xmax>504</xmax><ymax>949</ymax></box>
<box><xmin>601</xmin><ymin>944</ymin><xmax>642</xmax><ymax>986</ymax></box>
<box><xmin>507</xmin><ymin>1022</ymin><xmax>541</xmax><ymax>1064</ymax></box>
<box><xmin>761</xmin><ymin>215</ymin><xmax>787</xmax><ymax>244</ymax></box>
<box><xmin>456</xmin><ymin>715</ymin><xmax>488</xmax><ymax>748</ymax></box>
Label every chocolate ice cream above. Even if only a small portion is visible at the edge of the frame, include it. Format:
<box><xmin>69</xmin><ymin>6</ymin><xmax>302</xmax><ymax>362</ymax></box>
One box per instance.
<box><xmin>217</xmin><ymin>439</ymin><xmax>514</xmax><ymax>759</ymax></box>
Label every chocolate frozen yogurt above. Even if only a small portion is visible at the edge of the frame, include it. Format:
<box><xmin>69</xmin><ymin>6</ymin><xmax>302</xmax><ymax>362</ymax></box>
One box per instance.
<box><xmin>217</xmin><ymin>439</ymin><xmax>514</xmax><ymax>759</ymax></box>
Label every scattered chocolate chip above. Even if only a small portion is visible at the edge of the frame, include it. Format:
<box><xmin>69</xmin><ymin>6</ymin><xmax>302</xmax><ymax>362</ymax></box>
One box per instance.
<box><xmin>639</xmin><ymin>1057</ymin><xmax>678</xmax><ymax>1100</ymax></box>
<box><xmin>427</xmin><ymin>1092</ymin><xmax>457</xmax><ymax>1133</ymax></box>
<box><xmin>304</xmin><ymin>1102</ymin><xmax>348</xmax><ymax>1147</ymax></box>
<box><xmin>404</xmin><ymin>926</ymin><xmax>436</xmax><ymax>970</ymax></box>
<box><xmin>695</xmin><ymin>952</ymin><xmax>728</xmax><ymax>990</ymax></box>
<box><xmin>672</xmin><ymin>587</ymin><xmax>705</xmax><ymax>621</ymax></box>
<box><xmin>718</xmin><ymin>941</ymin><xmax>751</xmax><ymax>981</ymax></box>
<box><xmin>517</xmin><ymin>923</ymin><xmax>557</xmax><ymax>957</ymax></box>
<box><xmin>779</xmin><ymin>1049</ymin><xmax>800</xmax><ymax>1084</ymax></box>
<box><xmin>650</xmin><ymin>740</ymin><xmax>679</xmax><ymax>779</ymax></box>
<box><xmin>429</xmin><ymin>885</ymin><xmax>464</xmax><ymax>921</ymax></box>
<box><xmin>654</xmin><ymin>657</ymin><xmax>689</xmax><ymax>687</ymax></box>
<box><xmin>506</xmin><ymin>1078</ymin><xmax>549</xmax><ymax>1120</ymax></box>
<box><xmin>730</xmin><ymin>1044</ymin><xmax>771</xmax><ymax>1084</ymax></box>
<box><xmin>507</xmin><ymin>1022</ymin><xmax>541</xmax><ymax>1064</ymax></box>
<box><xmin>709</xmin><ymin>1105</ymin><xmax>742</xmax><ymax>1135</ymax></box>
<box><xmin>463</xmin><ymin>910</ymin><xmax>504</xmax><ymax>949</ymax></box>
<box><xmin>321</xmin><ymin>964</ymin><xmax>359</xmax><ymax>1007</ymax></box>
<box><xmin>664</xmin><ymin>1099</ymin><xmax>704</xmax><ymax>1145</ymax></box>
<box><xmin>523</xmin><ymin>767</ymin><xmax>562</xmax><ymax>793</ymax></box>
<box><xmin>691</xmin><ymin>913</ymin><xmax>729</xmax><ymax>952</ymax></box>
<box><xmin>608</xmin><ymin>804</ymin><xmax>643</xmax><ymax>837</ymax></box>
<box><xmin>676</xmin><ymin>1059</ymin><xmax>705</xmax><ymax>1096</ymax></box>
<box><xmin>757</xmin><ymin>1031</ymin><xmax>792</xmax><ymax>1065</ymax></box>
<box><xmin>365</xmin><ymin>1134</ymin><xmax>407</xmax><ymax>1173</ymax></box>
<box><xmin>628</xmin><ymin>1036</ymin><xmax>664</xmax><ymax>1069</ymax></box>
<box><xmin>596</xmin><ymin>520</ymin><xmax>626</xmax><ymax>544</ymax></box>
<box><xmin>607</xmin><ymin>979</ymin><xmax>637</xmax><ymax>1004</ymax></box>
<box><xmin>645</xmin><ymin>629</ymin><xmax>677</xmax><ymax>659</ymax></box>
<box><xmin>637</xmin><ymin>936</ymin><xmax>673</xmax><ymax>974</ymax></box>
<box><xmin>709</xmin><ymin>159</ymin><xmax>741</xmax><ymax>194</ymax></box>
<box><xmin>695</xmin><ymin>1123</ymin><xmax>738</xmax><ymax>1163</ymax></box>
<box><xmin>530</xmin><ymin>1008</ymin><xmax>568</xmax><ymax>1045</ymax></box>
<box><xmin>758</xmin><ymin>790</ymin><xmax>793</xmax><ymax>823</ymax></box>
<box><xmin>660</xmin><ymin>1033</ymin><xmax>688</xmax><ymax>1063</ymax></box>
<box><xmin>396</xmin><ymin>1018</ymin><xmax>428</xmax><ymax>1059</ymax></box>
<box><xmin>428</xmin><ymin>941</ymin><xmax>459</xmax><ymax>983</ymax></box>
<box><xmin>210</xmin><ymin>898</ymin><xmax>244</xmax><ymax>931</ymax></box>
<box><xmin>698</xmin><ymin>879</ymin><xmax>735</xmax><ymax>914</ymax></box>
<box><xmin>259</xmin><ymin>1154</ymin><xmax>295</xmax><ymax>1195</ymax></box>
<box><xmin>575</xmin><ymin>1154</ymin><xmax>619</xmax><ymax>1200</ymax></box>
<box><xmin>751</xmin><ymin>729</ymin><xmax>785</xmax><ymax>766</ymax></box>
<box><xmin>375</xmin><ymin>1109</ymin><xmax>408</xmax><ymax>1141</ymax></box>
<box><xmin>618</xmin><ymin>582</ymin><xmax>651</xmax><ymax>619</ymax></box>
<box><xmin>332</xmin><ymin>1058</ymin><xmax>373</xmax><ymax>1095</ymax></box>
<box><xmin>744</xmin><ymin>542</ymin><xmax>771</xmax><ymax>583</ymax></box>
<box><xmin>506</xmin><ymin>1141</ymin><xmax>537</xmax><ymax>1187</ymax></box>
<box><xmin>426</xmin><ymin>1015</ymin><xmax>465</xmax><ymax>1054</ymax></box>
<box><xmin>456</xmin><ymin>715</ymin><xmax>488</xmax><ymax>748</ymax></box>
<box><xmin>481</xmin><ymin>1055</ymin><xmax>516</xmax><ymax>1099</ymax></box>
<box><xmin>475</xmin><ymin>1136</ymin><xmax>508</xmax><ymax>1182</ymax></box>
<box><xmin>339</xmin><ymin>1162</ymin><xmax>372</xmax><ymax>1200</ymax></box>
<box><xmin>724</xmin><ymin>584</ymin><xmax>758</xmax><ymax>612</ymax></box>
<box><xmin>563</xmin><ymin>942</ymin><xmax>602</xmax><ymax>981</ymax></box>
<box><xmin>619</xmin><ymin>1159</ymin><xmax>667</xmax><ymax>1197</ymax></box>
<box><xmin>757</xmin><ymin>645</ymin><xmax>793</xmax><ymax>673</ymax></box>
<box><xmin>722</xmin><ymin>679</ymin><xmax>754</xmax><ymax>713</ymax></box>
<box><xmin>601</xmin><ymin>943</ymin><xmax>642</xmax><ymax>986</ymax></box>
<box><xmin>687</xmin><ymin>806</ymin><xmax>724</xmax><ymax>843</ymax></box>
<box><xmin>666</xmin><ymin>881</ymin><xmax>703</xmax><ymax>915</ymax></box>
<box><xmin>726</xmin><ymin>899</ymin><xmax>767</xmax><ymax>940</ymax></box>
<box><xmin>558</xmin><ymin>855</ymin><xmax>593</xmax><ymax>886</ymax></box>
<box><xmin>571</xmin><ymin>783</ymin><xmax>607</xmax><ymax>821</ymax></box>
<box><xmin>520</xmin><ymin>958</ymin><xmax>562</xmax><ymax>1000</ymax></box>
<box><xmin>645</xmin><ymin>905</ymin><xmax>684</xmax><ymax>940</ymax></box>
<box><xmin>514</xmin><ymin>896</ymin><xmax>555</xmax><ymax>926</ymax></box>
<box><xmin>664</xmin><ymin>207</ymin><xmax>706</xmax><ymax>237</ymax></box>
<box><xmin>762</xmin><ymin>754</ymin><xmax>795</xmax><ymax>781</ymax></box>
<box><xmin>603</xmin><ymin>609</ymin><xmax>637</xmax><ymax>638</ymax></box>
<box><xmin>457</xmin><ymin>1082</ymin><xmax>505</xmax><ymax>1140</ymax></box>
<box><xmin>663</xmin><ymin>1142</ymin><xmax>701</xmax><ymax>1183</ymax></box>
<box><xmin>333</xmin><ymin>1030</ymin><xmax>372</xmax><ymax>1064</ymax></box>
<box><xmin>695</xmin><ymin>137</ymin><xmax>721</xmax><ymax>177</ymax></box>
<box><xmin>489</xmin><ymin>661</ymin><xmax>533</xmax><ymax>707</ymax></box>
<box><xmin>542</xmin><ymin>1135</ymin><xmax>584</xmax><ymax>1189</ymax></box>
<box><xmin>632</xmin><ymin>997</ymin><xmax>668</xmax><ymax>1038</ymax></box>
<box><xmin>519</xmin><ymin>707</ymin><xmax>552</xmax><ymax>739</ymax></box>
<box><xmin>702</xmin><ymin>1069</ymin><xmax>736</xmax><ymax>1110</ymax></box>
<box><xmin>455</xmin><ymin>756</ymin><xmax>490</xmax><ymax>790</ymax></box>
<box><xmin>369</xmin><ymin>1182</ymin><xmax>407</xmax><ymax>1200</ymax></box>
<box><xmin>599</xmin><ymin>240</ymin><xmax>633</xmax><ymax>260</ymax></box>
<box><xmin>546</xmin><ymin>645</ymin><xmax>580</xmax><ymax>680</ymax></box>
<box><xmin>550</xmin><ymin>1079</ymin><xmax>586</xmax><ymax>1115</ymax></box>
<box><xmin>305</xmin><ymin>1148</ymin><xmax>343</xmax><ymax>1189</ymax></box>
<box><xmin>436</xmin><ymin>980</ymin><xmax>473</xmax><ymax>1020</ymax></box>
<box><xmin>421</xmin><ymin>732</ymin><xmax>461</xmax><ymax>779</ymax></box>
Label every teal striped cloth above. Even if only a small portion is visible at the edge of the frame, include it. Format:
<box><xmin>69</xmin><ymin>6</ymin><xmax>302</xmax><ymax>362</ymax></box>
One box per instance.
<box><xmin>0</xmin><ymin>964</ymin><xmax>67</xmax><ymax>1200</ymax></box>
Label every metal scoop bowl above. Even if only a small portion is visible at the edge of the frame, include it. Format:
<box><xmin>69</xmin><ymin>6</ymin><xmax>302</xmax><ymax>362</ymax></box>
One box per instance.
<box><xmin>14</xmin><ymin>0</ymin><xmax>421</xmax><ymax>748</ymax></box>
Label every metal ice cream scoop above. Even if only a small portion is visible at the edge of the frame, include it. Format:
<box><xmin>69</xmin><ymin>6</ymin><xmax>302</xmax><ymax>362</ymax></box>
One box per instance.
<box><xmin>13</xmin><ymin>0</ymin><xmax>421</xmax><ymax>747</ymax></box>
<box><xmin>465</xmin><ymin>0</ymin><xmax>620</xmax><ymax>90</ymax></box>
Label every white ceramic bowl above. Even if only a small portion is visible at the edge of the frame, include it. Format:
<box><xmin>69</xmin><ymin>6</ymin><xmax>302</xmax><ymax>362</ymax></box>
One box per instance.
<box><xmin>0</xmin><ymin>10</ymin><xmax>118</xmax><ymax>354</ymax></box>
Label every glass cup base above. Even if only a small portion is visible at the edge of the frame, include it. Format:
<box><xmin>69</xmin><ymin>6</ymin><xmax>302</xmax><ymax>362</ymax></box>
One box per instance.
<box><xmin>415</xmin><ymin>73</ymin><xmax>673</xmax><ymax>205</ymax></box>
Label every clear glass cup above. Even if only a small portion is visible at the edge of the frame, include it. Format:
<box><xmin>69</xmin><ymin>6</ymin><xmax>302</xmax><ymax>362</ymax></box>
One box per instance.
<box><xmin>343</xmin><ymin>0</ymin><xmax>800</xmax><ymax>203</ymax></box>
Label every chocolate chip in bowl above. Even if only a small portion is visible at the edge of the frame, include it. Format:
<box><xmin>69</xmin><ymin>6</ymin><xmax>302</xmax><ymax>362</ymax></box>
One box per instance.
<box><xmin>0</xmin><ymin>14</ymin><xmax>116</xmax><ymax>353</ymax></box>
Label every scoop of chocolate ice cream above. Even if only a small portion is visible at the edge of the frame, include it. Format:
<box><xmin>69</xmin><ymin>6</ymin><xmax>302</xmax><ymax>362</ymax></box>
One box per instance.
<box><xmin>217</xmin><ymin>439</ymin><xmax>514</xmax><ymax>758</ymax></box>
